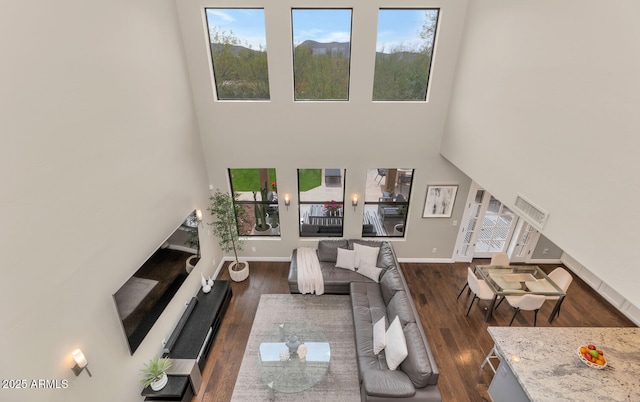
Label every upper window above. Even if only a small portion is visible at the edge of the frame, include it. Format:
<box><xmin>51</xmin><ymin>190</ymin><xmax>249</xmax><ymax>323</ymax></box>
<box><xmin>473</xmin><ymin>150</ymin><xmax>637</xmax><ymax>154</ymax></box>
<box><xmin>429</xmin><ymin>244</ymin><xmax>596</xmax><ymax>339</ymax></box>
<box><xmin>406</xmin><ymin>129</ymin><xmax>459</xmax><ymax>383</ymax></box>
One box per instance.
<box><xmin>228</xmin><ymin>168</ymin><xmax>279</xmax><ymax>236</ymax></box>
<box><xmin>373</xmin><ymin>9</ymin><xmax>439</xmax><ymax>101</ymax></box>
<box><xmin>299</xmin><ymin>169</ymin><xmax>345</xmax><ymax>237</ymax></box>
<box><xmin>205</xmin><ymin>9</ymin><xmax>270</xmax><ymax>100</ymax></box>
<box><xmin>292</xmin><ymin>9</ymin><xmax>352</xmax><ymax>101</ymax></box>
<box><xmin>363</xmin><ymin>168</ymin><xmax>414</xmax><ymax>237</ymax></box>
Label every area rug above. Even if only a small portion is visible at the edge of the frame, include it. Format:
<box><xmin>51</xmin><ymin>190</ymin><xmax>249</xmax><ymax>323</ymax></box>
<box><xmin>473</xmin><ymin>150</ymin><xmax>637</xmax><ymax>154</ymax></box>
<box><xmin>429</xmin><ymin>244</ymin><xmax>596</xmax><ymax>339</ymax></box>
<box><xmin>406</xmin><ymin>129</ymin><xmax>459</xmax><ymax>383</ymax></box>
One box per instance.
<box><xmin>231</xmin><ymin>294</ymin><xmax>360</xmax><ymax>401</ymax></box>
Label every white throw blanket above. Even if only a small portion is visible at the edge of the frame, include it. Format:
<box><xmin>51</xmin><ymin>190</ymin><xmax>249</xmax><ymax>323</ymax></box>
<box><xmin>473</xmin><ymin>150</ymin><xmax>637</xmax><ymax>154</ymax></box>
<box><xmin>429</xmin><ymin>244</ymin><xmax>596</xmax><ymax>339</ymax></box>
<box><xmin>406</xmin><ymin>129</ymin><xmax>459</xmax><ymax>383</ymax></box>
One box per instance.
<box><xmin>296</xmin><ymin>247</ymin><xmax>324</xmax><ymax>295</ymax></box>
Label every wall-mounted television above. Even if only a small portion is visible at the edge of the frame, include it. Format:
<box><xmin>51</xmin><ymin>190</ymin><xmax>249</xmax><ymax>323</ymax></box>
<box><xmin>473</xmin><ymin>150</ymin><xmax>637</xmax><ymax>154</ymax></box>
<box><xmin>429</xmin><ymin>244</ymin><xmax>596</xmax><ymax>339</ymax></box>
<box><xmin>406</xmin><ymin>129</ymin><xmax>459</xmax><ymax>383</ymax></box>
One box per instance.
<box><xmin>113</xmin><ymin>210</ymin><xmax>200</xmax><ymax>354</ymax></box>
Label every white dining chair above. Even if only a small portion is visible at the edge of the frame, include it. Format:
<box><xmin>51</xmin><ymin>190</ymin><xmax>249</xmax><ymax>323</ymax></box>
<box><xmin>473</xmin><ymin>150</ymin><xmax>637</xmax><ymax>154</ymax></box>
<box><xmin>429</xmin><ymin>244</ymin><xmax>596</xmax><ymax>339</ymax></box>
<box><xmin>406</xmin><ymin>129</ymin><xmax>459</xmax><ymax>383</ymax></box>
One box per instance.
<box><xmin>465</xmin><ymin>267</ymin><xmax>497</xmax><ymax>317</ymax></box>
<box><xmin>546</xmin><ymin>267</ymin><xmax>573</xmax><ymax>320</ymax></box>
<box><xmin>490</xmin><ymin>252</ymin><xmax>509</xmax><ymax>266</ymax></box>
<box><xmin>505</xmin><ymin>294</ymin><xmax>546</xmax><ymax>326</ymax></box>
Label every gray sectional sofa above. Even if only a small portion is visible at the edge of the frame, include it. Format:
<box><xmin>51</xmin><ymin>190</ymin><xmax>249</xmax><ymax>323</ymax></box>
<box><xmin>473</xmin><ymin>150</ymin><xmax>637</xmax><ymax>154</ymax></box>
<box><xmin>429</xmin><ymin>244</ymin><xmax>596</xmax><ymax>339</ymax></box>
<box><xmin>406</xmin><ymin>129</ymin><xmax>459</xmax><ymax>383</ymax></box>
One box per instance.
<box><xmin>288</xmin><ymin>240</ymin><xmax>441</xmax><ymax>401</ymax></box>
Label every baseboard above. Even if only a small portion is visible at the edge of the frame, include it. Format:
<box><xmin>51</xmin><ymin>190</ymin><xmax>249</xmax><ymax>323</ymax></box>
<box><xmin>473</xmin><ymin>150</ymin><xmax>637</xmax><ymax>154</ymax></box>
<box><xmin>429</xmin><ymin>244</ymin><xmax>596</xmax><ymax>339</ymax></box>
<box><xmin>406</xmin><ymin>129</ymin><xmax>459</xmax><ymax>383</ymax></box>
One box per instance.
<box><xmin>526</xmin><ymin>258</ymin><xmax>563</xmax><ymax>264</ymax></box>
<box><xmin>397</xmin><ymin>257</ymin><xmax>455</xmax><ymax>263</ymax></box>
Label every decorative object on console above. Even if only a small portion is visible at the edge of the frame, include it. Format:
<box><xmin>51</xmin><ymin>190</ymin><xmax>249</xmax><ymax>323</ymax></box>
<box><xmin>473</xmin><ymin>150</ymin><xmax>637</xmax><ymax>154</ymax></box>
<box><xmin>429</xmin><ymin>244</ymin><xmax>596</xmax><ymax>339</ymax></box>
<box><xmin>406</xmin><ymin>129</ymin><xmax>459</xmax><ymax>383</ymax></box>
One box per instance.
<box><xmin>208</xmin><ymin>189</ymin><xmax>249</xmax><ymax>282</ymax></box>
<box><xmin>71</xmin><ymin>349</ymin><xmax>92</xmax><ymax>377</ymax></box>
<box><xmin>140</xmin><ymin>356</ymin><xmax>172</xmax><ymax>391</ymax></box>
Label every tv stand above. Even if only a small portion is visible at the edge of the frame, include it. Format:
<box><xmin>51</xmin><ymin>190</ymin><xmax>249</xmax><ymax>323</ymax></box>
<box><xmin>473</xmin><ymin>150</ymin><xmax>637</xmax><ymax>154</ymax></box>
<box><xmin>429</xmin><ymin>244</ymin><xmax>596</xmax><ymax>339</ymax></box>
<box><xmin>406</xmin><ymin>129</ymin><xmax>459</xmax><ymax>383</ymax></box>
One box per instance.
<box><xmin>142</xmin><ymin>280</ymin><xmax>232</xmax><ymax>401</ymax></box>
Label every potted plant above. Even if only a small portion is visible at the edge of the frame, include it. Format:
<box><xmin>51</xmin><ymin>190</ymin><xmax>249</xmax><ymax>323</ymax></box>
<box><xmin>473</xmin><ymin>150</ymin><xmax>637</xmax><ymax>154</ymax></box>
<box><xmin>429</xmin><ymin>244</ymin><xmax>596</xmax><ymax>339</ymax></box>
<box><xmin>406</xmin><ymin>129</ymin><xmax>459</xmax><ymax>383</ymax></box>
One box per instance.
<box><xmin>208</xmin><ymin>189</ymin><xmax>249</xmax><ymax>282</ymax></box>
<box><xmin>184</xmin><ymin>225</ymin><xmax>200</xmax><ymax>273</ymax></box>
<box><xmin>140</xmin><ymin>356</ymin><xmax>172</xmax><ymax>391</ymax></box>
<box><xmin>394</xmin><ymin>205</ymin><xmax>408</xmax><ymax>236</ymax></box>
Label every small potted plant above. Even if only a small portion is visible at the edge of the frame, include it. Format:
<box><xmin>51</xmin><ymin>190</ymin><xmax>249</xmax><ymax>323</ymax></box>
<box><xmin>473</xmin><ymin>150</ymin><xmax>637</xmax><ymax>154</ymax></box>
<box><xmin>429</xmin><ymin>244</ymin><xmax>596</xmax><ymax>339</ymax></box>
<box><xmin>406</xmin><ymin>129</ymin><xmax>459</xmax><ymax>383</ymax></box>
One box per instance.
<box><xmin>208</xmin><ymin>189</ymin><xmax>249</xmax><ymax>281</ymax></box>
<box><xmin>140</xmin><ymin>356</ymin><xmax>172</xmax><ymax>391</ymax></box>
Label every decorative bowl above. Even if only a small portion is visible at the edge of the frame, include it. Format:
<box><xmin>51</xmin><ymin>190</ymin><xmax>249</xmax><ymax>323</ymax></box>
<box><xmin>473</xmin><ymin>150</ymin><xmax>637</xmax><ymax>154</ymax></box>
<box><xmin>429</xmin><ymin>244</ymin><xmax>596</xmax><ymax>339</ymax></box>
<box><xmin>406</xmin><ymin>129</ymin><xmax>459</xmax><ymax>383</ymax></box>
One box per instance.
<box><xmin>576</xmin><ymin>347</ymin><xmax>607</xmax><ymax>369</ymax></box>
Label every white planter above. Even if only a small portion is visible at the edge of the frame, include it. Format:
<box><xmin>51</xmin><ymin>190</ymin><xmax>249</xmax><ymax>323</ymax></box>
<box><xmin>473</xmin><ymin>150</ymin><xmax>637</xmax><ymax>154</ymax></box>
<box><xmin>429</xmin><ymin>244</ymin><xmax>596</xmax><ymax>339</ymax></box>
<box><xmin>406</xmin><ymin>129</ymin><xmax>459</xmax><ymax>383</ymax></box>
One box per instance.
<box><xmin>393</xmin><ymin>224</ymin><xmax>405</xmax><ymax>236</ymax></box>
<box><xmin>229</xmin><ymin>261</ymin><xmax>250</xmax><ymax>282</ymax></box>
<box><xmin>150</xmin><ymin>373</ymin><xmax>168</xmax><ymax>391</ymax></box>
<box><xmin>185</xmin><ymin>255</ymin><xmax>198</xmax><ymax>274</ymax></box>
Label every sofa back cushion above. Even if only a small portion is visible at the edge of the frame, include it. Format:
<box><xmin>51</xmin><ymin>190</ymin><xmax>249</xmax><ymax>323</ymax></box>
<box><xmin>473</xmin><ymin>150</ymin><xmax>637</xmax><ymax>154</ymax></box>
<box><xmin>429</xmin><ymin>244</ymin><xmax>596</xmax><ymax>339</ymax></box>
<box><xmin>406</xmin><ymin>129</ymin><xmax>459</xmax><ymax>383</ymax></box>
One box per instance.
<box><xmin>380</xmin><ymin>269</ymin><xmax>405</xmax><ymax>305</ymax></box>
<box><xmin>400</xmin><ymin>322</ymin><xmax>433</xmax><ymax>388</ymax></box>
<box><xmin>386</xmin><ymin>291</ymin><xmax>415</xmax><ymax>326</ymax></box>
<box><xmin>377</xmin><ymin>242</ymin><xmax>396</xmax><ymax>270</ymax></box>
<box><xmin>318</xmin><ymin>239</ymin><xmax>349</xmax><ymax>262</ymax></box>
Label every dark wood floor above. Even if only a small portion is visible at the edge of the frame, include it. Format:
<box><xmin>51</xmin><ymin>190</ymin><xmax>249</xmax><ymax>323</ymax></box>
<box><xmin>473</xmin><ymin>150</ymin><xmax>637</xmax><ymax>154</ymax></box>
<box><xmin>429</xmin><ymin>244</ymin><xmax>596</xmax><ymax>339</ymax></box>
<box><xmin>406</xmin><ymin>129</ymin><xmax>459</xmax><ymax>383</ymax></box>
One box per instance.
<box><xmin>191</xmin><ymin>260</ymin><xmax>636</xmax><ymax>402</ymax></box>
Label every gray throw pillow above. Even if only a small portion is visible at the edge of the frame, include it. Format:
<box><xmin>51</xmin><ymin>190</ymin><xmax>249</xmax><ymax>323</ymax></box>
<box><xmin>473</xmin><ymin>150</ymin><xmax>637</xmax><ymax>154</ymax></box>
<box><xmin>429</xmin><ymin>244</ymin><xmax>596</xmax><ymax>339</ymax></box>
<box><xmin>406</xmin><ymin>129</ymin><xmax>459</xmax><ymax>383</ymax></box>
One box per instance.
<box><xmin>317</xmin><ymin>239</ymin><xmax>349</xmax><ymax>262</ymax></box>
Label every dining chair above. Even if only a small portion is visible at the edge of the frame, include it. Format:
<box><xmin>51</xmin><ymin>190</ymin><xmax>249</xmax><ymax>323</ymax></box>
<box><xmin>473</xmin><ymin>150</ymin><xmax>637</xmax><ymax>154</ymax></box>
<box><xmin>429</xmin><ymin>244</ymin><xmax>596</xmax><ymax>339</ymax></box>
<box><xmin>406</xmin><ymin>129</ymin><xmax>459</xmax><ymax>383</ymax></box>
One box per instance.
<box><xmin>490</xmin><ymin>252</ymin><xmax>509</xmax><ymax>266</ymax></box>
<box><xmin>375</xmin><ymin>168</ymin><xmax>387</xmax><ymax>183</ymax></box>
<box><xmin>546</xmin><ymin>267</ymin><xmax>573</xmax><ymax>319</ymax></box>
<box><xmin>464</xmin><ymin>267</ymin><xmax>496</xmax><ymax>316</ymax></box>
<box><xmin>504</xmin><ymin>294</ymin><xmax>546</xmax><ymax>326</ymax></box>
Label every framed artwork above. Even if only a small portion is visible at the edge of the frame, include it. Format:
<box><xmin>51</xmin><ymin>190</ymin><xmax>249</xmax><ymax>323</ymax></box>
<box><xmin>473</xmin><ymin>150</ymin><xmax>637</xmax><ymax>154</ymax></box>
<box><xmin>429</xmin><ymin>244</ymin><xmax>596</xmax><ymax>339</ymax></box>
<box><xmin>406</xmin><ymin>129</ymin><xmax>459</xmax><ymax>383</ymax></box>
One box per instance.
<box><xmin>423</xmin><ymin>185</ymin><xmax>458</xmax><ymax>218</ymax></box>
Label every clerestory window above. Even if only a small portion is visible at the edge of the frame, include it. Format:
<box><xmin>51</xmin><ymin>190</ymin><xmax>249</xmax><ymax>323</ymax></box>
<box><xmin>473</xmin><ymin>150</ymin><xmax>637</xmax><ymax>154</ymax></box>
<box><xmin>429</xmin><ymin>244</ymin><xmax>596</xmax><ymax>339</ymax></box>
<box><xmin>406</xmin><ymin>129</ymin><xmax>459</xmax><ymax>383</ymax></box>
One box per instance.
<box><xmin>205</xmin><ymin>8</ymin><xmax>270</xmax><ymax>100</ymax></box>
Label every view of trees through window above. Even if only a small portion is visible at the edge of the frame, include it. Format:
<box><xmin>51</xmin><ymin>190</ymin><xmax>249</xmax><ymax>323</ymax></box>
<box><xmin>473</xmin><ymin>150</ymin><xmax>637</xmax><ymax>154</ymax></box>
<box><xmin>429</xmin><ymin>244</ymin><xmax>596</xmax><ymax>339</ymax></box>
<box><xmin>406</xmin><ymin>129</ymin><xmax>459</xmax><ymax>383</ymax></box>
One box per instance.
<box><xmin>228</xmin><ymin>168</ymin><xmax>279</xmax><ymax>236</ymax></box>
<box><xmin>204</xmin><ymin>8</ymin><xmax>439</xmax><ymax>102</ymax></box>
<box><xmin>292</xmin><ymin>9</ymin><xmax>352</xmax><ymax>101</ymax></box>
<box><xmin>373</xmin><ymin>9</ymin><xmax>439</xmax><ymax>101</ymax></box>
<box><xmin>205</xmin><ymin>9</ymin><xmax>270</xmax><ymax>100</ymax></box>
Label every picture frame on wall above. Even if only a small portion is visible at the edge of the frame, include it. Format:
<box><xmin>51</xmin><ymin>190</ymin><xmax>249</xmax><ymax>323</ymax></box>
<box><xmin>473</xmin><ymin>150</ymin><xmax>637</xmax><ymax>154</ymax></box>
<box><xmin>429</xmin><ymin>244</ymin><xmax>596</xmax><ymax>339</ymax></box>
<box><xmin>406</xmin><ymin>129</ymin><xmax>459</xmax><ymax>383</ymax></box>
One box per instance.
<box><xmin>423</xmin><ymin>185</ymin><xmax>458</xmax><ymax>218</ymax></box>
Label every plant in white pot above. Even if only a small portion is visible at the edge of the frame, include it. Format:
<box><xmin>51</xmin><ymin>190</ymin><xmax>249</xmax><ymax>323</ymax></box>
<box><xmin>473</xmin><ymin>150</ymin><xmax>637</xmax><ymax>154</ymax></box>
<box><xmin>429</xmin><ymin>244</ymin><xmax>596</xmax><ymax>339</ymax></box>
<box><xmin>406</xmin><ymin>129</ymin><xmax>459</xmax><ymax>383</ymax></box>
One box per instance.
<box><xmin>208</xmin><ymin>189</ymin><xmax>249</xmax><ymax>282</ymax></box>
<box><xmin>140</xmin><ymin>356</ymin><xmax>172</xmax><ymax>391</ymax></box>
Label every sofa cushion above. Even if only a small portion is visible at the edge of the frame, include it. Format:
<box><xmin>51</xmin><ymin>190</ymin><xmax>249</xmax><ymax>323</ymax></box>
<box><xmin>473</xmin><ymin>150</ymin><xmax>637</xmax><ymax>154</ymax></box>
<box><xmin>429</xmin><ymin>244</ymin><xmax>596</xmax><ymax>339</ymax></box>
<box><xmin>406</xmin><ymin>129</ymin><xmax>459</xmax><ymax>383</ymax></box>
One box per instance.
<box><xmin>400</xmin><ymin>323</ymin><xmax>434</xmax><ymax>388</ymax></box>
<box><xmin>373</xmin><ymin>316</ymin><xmax>386</xmax><ymax>355</ymax></box>
<box><xmin>354</xmin><ymin>243</ymin><xmax>380</xmax><ymax>268</ymax></box>
<box><xmin>362</xmin><ymin>369</ymin><xmax>416</xmax><ymax>398</ymax></box>
<box><xmin>380</xmin><ymin>269</ymin><xmax>405</xmax><ymax>305</ymax></box>
<box><xmin>318</xmin><ymin>239</ymin><xmax>349</xmax><ymax>262</ymax></box>
<box><xmin>335</xmin><ymin>248</ymin><xmax>356</xmax><ymax>270</ymax></box>
<box><xmin>386</xmin><ymin>291</ymin><xmax>415</xmax><ymax>326</ymax></box>
<box><xmin>385</xmin><ymin>317</ymin><xmax>408</xmax><ymax>370</ymax></box>
<box><xmin>377</xmin><ymin>242</ymin><xmax>397</xmax><ymax>270</ymax></box>
<box><xmin>357</xmin><ymin>259</ymin><xmax>383</xmax><ymax>282</ymax></box>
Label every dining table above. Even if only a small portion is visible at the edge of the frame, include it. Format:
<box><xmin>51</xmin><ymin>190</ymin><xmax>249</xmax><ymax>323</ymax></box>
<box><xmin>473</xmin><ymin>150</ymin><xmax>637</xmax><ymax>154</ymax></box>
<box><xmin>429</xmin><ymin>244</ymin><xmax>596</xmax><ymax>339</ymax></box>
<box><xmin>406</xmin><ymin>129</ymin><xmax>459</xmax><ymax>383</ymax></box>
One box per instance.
<box><xmin>475</xmin><ymin>265</ymin><xmax>566</xmax><ymax>323</ymax></box>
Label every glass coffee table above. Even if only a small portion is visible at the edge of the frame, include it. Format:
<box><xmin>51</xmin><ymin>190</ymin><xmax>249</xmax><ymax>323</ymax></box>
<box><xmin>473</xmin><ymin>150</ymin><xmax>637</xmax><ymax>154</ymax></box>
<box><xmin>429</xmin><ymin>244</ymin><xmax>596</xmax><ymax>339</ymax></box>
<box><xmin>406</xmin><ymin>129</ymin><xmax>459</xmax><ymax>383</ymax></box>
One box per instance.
<box><xmin>258</xmin><ymin>322</ymin><xmax>330</xmax><ymax>397</ymax></box>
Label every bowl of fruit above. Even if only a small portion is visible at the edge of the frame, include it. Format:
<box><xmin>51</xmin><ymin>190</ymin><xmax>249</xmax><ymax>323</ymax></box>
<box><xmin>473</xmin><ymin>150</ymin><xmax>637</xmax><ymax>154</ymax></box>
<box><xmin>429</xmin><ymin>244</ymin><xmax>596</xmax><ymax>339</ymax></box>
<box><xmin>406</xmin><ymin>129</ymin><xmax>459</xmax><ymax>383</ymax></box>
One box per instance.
<box><xmin>577</xmin><ymin>344</ymin><xmax>607</xmax><ymax>369</ymax></box>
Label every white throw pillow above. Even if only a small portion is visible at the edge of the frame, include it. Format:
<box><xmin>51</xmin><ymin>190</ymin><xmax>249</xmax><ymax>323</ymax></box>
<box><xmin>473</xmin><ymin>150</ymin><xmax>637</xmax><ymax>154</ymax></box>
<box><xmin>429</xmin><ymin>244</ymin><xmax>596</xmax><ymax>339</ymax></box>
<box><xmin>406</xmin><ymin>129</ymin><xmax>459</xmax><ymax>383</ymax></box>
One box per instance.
<box><xmin>356</xmin><ymin>259</ymin><xmax>383</xmax><ymax>283</ymax></box>
<box><xmin>353</xmin><ymin>243</ymin><xmax>379</xmax><ymax>268</ymax></box>
<box><xmin>335</xmin><ymin>248</ymin><xmax>356</xmax><ymax>271</ymax></box>
<box><xmin>385</xmin><ymin>316</ymin><xmax>408</xmax><ymax>370</ymax></box>
<box><xmin>373</xmin><ymin>316</ymin><xmax>386</xmax><ymax>355</ymax></box>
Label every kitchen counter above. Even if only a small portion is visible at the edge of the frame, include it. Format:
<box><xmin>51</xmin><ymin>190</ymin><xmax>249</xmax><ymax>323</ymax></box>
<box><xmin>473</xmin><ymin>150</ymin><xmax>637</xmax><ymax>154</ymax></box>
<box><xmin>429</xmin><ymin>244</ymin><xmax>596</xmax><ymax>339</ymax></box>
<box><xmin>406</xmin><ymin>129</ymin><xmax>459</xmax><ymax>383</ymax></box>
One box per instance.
<box><xmin>487</xmin><ymin>326</ymin><xmax>640</xmax><ymax>401</ymax></box>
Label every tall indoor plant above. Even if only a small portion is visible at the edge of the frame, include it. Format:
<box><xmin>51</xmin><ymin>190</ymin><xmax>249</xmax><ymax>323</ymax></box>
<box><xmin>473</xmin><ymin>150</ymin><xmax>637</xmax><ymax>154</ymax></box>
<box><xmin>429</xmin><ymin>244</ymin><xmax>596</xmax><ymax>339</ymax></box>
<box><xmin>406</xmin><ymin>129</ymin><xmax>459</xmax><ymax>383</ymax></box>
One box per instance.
<box><xmin>208</xmin><ymin>189</ymin><xmax>249</xmax><ymax>282</ymax></box>
<box><xmin>253</xmin><ymin>182</ymin><xmax>271</xmax><ymax>233</ymax></box>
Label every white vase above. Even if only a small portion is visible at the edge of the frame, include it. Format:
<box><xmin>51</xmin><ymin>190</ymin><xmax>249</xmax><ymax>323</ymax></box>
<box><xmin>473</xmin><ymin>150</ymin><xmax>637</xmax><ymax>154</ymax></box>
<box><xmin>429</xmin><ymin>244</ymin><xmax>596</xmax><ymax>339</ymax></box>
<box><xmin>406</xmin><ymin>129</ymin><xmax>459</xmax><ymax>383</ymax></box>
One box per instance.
<box><xmin>150</xmin><ymin>373</ymin><xmax>168</xmax><ymax>391</ymax></box>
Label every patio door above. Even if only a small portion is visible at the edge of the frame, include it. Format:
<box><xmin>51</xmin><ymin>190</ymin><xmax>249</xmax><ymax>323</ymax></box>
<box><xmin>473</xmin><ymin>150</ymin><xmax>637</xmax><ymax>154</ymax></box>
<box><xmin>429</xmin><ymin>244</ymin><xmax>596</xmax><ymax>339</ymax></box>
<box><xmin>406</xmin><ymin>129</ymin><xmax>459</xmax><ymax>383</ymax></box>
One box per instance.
<box><xmin>507</xmin><ymin>221</ymin><xmax>541</xmax><ymax>263</ymax></box>
<box><xmin>454</xmin><ymin>183</ymin><xmax>519</xmax><ymax>261</ymax></box>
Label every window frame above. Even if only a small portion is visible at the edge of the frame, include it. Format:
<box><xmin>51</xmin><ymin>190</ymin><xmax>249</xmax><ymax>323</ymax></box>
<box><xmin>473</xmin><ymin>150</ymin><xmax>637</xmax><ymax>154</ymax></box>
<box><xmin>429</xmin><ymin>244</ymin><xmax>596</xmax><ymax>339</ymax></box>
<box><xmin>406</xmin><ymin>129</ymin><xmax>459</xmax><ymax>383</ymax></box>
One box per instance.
<box><xmin>228</xmin><ymin>169</ymin><xmax>280</xmax><ymax>237</ymax></box>
<box><xmin>298</xmin><ymin>168</ymin><xmax>346</xmax><ymax>237</ymax></box>
<box><xmin>362</xmin><ymin>168</ymin><xmax>414</xmax><ymax>238</ymax></box>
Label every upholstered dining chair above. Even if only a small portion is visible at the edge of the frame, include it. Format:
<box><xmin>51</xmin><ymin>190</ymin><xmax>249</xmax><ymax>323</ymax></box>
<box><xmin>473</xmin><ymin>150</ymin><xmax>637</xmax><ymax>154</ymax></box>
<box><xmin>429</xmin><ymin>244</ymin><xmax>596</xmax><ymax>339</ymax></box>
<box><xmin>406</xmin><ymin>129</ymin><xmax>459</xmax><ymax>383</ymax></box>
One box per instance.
<box><xmin>375</xmin><ymin>168</ymin><xmax>387</xmax><ymax>183</ymax></box>
<box><xmin>464</xmin><ymin>267</ymin><xmax>497</xmax><ymax>317</ymax></box>
<box><xmin>546</xmin><ymin>267</ymin><xmax>573</xmax><ymax>319</ymax></box>
<box><xmin>490</xmin><ymin>252</ymin><xmax>510</xmax><ymax>266</ymax></box>
<box><xmin>504</xmin><ymin>294</ymin><xmax>546</xmax><ymax>326</ymax></box>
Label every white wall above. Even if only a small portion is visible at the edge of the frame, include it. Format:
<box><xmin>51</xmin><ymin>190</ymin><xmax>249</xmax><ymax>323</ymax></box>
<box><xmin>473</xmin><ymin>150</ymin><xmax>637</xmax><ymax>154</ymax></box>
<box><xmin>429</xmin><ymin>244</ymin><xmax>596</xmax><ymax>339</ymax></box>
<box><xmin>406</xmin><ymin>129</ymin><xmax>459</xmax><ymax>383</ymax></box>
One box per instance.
<box><xmin>176</xmin><ymin>0</ymin><xmax>472</xmax><ymax>260</ymax></box>
<box><xmin>441</xmin><ymin>1</ymin><xmax>640</xmax><ymax>307</ymax></box>
<box><xmin>0</xmin><ymin>1</ymin><xmax>213</xmax><ymax>401</ymax></box>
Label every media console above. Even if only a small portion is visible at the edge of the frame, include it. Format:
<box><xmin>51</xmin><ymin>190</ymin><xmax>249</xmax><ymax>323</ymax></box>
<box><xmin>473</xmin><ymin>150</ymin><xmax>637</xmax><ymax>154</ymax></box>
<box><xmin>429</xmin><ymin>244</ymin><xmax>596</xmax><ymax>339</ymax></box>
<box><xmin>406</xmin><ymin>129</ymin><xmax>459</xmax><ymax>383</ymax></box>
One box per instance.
<box><xmin>142</xmin><ymin>280</ymin><xmax>232</xmax><ymax>401</ymax></box>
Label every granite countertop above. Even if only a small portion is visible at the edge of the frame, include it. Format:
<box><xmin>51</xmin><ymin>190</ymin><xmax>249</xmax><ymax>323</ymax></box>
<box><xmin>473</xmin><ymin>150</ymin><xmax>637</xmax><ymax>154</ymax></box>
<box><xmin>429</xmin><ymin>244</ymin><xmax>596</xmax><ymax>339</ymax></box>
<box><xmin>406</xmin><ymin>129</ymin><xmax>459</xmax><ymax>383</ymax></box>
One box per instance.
<box><xmin>488</xmin><ymin>327</ymin><xmax>640</xmax><ymax>402</ymax></box>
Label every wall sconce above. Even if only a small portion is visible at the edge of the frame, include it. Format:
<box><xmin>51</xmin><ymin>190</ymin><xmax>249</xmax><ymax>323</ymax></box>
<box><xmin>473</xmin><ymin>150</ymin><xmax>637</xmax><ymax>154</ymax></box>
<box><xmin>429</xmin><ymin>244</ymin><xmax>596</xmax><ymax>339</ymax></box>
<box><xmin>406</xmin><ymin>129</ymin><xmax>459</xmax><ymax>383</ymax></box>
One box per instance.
<box><xmin>352</xmin><ymin>194</ymin><xmax>359</xmax><ymax>211</ymax></box>
<box><xmin>195</xmin><ymin>209</ymin><xmax>203</xmax><ymax>226</ymax></box>
<box><xmin>283</xmin><ymin>194</ymin><xmax>291</xmax><ymax>210</ymax></box>
<box><xmin>71</xmin><ymin>349</ymin><xmax>92</xmax><ymax>377</ymax></box>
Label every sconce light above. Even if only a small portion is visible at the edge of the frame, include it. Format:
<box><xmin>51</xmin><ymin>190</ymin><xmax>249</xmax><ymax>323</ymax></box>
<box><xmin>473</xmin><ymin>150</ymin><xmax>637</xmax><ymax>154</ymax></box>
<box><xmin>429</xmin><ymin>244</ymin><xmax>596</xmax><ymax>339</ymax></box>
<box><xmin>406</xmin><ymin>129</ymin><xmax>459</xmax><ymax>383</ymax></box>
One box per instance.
<box><xmin>283</xmin><ymin>194</ymin><xmax>291</xmax><ymax>210</ymax></box>
<box><xmin>71</xmin><ymin>349</ymin><xmax>92</xmax><ymax>377</ymax></box>
<box><xmin>352</xmin><ymin>194</ymin><xmax>359</xmax><ymax>210</ymax></box>
<box><xmin>195</xmin><ymin>209</ymin><xmax>203</xmax><ymax>226</ymax></box>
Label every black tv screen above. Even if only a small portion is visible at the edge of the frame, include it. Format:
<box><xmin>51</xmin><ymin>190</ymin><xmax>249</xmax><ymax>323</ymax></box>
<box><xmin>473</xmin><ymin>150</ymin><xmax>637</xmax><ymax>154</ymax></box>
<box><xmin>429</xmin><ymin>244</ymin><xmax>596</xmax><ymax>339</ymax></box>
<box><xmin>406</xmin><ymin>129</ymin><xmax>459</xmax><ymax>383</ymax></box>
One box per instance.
<box><xmin>113</xmin><ymin>210</ymin><xmax>200</xmax><ymax>354</ymax></box>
